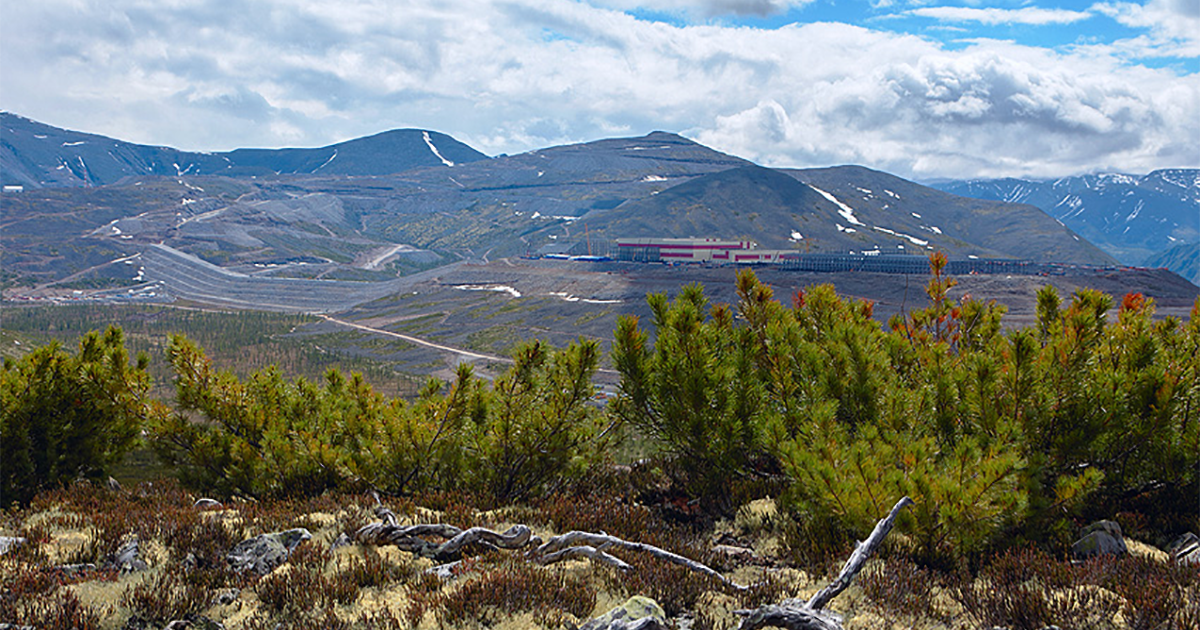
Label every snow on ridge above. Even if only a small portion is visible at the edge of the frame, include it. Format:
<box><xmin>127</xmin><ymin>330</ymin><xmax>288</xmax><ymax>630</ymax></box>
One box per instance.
<box><xmin>548</xmin><ymin>292</ymin><xmax>622</xmax><ymax>304</ymax></box>
<box><xmin>836</xmin><ymin>224</ymin><xmax>857</xmax><ymax>233</ymax></box>
<box><xmin>62</xmin><ymin>141</ymin><xmax>86</xmax><ymax>147</ymax></box>
<box><xmin>872</xmin><ymin>225</ymin><xmax>929</xmax><ymax>246</ymax></box>
<box><xmin>808</xmin><ymin>185</ymin><xmax>864</xmax><ymax>226</ymax></box>
<box><xmin>1125</xmin><ymin>200</ymin><xmax>1144</xmax><ymax>223</ymax></box>
<box><xmin>423</xmin><ymin>131</ymin><xmax>455</xmax><ymax>167</ymax></box>
<box><xmin>315</xmin><ymin>149</ymin><xmax>338</xmax><ymax>172</ymax></box>
<box><xmin>454</xmin><ymin>284</ymin><xmax>521</xmax><ymax>298</ymax></box>
<box><xmin>642</xmin><ymin>175</ymin><xmax>668</xmax><ymax>182</ymax></box>
<box><xmin>790</xmin><ymin>231</ymin><xmax>803</xmax><ymax>241</ymax></box>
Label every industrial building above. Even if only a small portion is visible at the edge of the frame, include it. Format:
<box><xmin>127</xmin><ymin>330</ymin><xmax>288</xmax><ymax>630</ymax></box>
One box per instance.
<box><xmin>614</xmin><ymin>238</ymin><xmax>791</xmax><ymax>263</ymax></box>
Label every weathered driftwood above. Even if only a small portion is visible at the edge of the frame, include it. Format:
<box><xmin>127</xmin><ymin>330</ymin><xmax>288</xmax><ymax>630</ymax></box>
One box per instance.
<box><xmin>351</xmin><ymin>509</ymin><xmax>533</xmax><ymax>561</ymax></box>
<box><xmin>733</xmin><ymin>601</ymin><xmax>841</xmax><ymax>630</ymax></box>
<box><xmin>734</xmin><ymin>496</ymin><xmax>913</xmax><ymax>630</ymax></box>
<box><xmin>535</xmin><ymin>544</ymin><xmax>633</xmax><ymax>569</ymax></box>
<box><xmin>532</xmin><ymin>531</ymin><xmax>749</xmax><ymax>591</ymax></box>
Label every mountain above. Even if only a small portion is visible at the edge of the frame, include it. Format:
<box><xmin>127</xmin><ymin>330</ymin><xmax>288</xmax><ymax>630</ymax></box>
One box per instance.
<box><xmin>0</xmin><ymin>112</ymin><xmax>488</xmax><ymax>188</ymax></box>
<box><xmin>0</xmin><ymin>116</ymin><xmax>1124</xmax><ymax>294</ymax></box>
<box><xmin>931</xmin><ymin>170</ymin><xmax>1200</xmax><ymax>266</ymax></box>
<box><xmin>785</xmin><ymin>166</ymin><xmax>1115</xmax><ymax>264</ymax></box>
<box><xmin>582</xmin><ymin>164</ymin><xmax>1114</xmax><ymax>264</ymax></box>
<box><xmin>1145</xmin><ymin>243</ymin><xmax>1200</xmax><ymax>286</ymax></box>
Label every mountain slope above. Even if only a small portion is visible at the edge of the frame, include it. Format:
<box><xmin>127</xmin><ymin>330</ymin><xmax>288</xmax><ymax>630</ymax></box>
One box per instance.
<box><xmin>0</xmin><ymin>112</ymin><xmax>488</xmax><ymax>188</ymax></box>
<box><xmin>583</xmin><ymin>163</ymin><xmax>1115</xmax><ymax>264</ymax></box>
<box><xmin>1145</xmin><ymin>243</ymin><xmax>1199</xmax><ymax>286</ymax></box>
<box><xmin>932</xmin><ymin>170</ymin><xmax>1200</xmax><ymax>265</ymax></box>
<box><xmin>788</xmin><ymin>166</ymin><xmax>1116</xmax><ymax>264</ymax></box>
<box><xmin>1</xmin><ymin>120</ymin><xmax>1122</xmax><ymax>292</ymax></box>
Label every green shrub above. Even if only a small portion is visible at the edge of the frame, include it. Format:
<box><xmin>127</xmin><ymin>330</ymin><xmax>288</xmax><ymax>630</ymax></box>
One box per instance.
<box><xmin>1</xmin><ymin>327</ymin><xmax>155</xmax><ymax>507</ymax></box>
<box><xmin>153</xmin><ymin>334</ymin><xmax>605</xmax><ymax>502</ymax></box>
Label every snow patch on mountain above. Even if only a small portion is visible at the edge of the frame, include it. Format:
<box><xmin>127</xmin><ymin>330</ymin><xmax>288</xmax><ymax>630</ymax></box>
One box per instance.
<box><xmin>808</xmin><ymin>185</ymin><xmax>864</xmax><ymax>226</ymax></box>
<box><xmin>423</xmin><ymin>132</ymin><xmax>455</xmax><ymax>167</ymax></box>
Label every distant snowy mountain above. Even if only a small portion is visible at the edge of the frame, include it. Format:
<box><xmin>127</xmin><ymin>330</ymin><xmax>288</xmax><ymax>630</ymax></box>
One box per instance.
<box><xmin>0</xmin><ymin>112</ymin><xmax>488</xmax><ymax>188</ymax></box>
<box><xmin>932</xmin><ymin>170</ymin><xmax>1200</xmax><ymax>266</ymax></box>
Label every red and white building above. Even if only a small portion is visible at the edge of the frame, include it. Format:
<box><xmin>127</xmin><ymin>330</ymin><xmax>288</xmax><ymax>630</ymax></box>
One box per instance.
<box><xmin>614</xmin><ymin>237</ymin><xmax>790</xmax><ymax>263</ymax></box>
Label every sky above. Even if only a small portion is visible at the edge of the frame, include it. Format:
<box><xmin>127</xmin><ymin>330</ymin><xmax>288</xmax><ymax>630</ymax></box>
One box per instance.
<box><xmin>1</xmin><ymin>0</ymin><xmax>1197</xmax><ymax>181</ymax></box>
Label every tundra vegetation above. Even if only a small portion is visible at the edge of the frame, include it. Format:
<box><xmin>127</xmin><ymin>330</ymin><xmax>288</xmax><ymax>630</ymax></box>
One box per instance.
<box><xmin>2</xmin><ymin>255</ymin><xmax>1198</xmax><ymax>629</ymax></box>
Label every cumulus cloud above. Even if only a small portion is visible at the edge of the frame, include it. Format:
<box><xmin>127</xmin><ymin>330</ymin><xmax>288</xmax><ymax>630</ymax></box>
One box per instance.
<box><xmin>0</xmin><ymin>0</ymin><xmax>1195</xmax><ymax>179</ymax></box>
<box><xmin>908</xmin><ymin>6</ymin><xmax>1093</xmax><ymax>26</ymax></box>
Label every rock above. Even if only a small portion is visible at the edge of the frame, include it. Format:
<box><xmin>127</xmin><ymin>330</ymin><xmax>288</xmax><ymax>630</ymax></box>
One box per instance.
<box><xmin>193</xmin><ymin>498</ymin><xmax>222</xmax><ymax>509</ymax></box>
<box><xmin>104</xmin><ymin>537</ymin><xmax>149</xmax><ymax>573</ymax></box>
<box><xmin>213</xmin><ymin>588</ymin><xmax>240</xmax><ymax>606</ymax></box>
<box><xmin>107</xmin><ymin>476</ymin><xmax>123</xmax><ymax>492</ymax></box>
<box><xmin>1168</xmin><ymin>532</ymin><xmax>1199</xmax><ymax>565</ymax></box>
<box><xmin>161</xmin><ymin>615</ymin><xmax>224</xmax><ymax>630</ymax></box>
<box><xmin>330</xmin><ymin>532</ymin><xmax>353</xmax><ymax>549</ymax></box>
<box><xmin>580</xmin><ymin>596</ymin><xmax>668</xmax><ymax>630</ymax></box>
<box><xmin>227</xmin><ymin>528</ymin><xmax>311</xmax><ymax>575</ymax></box>
<box><xmin>425</xmin><ymin>560</ymin><xmax>461</xmax><ymax>580</ymax></box>
<box><xmin>53</xmin><ymin>563</ymin><xmax>96</xmax><ymax>577</ymax></box>
<box><xmin>711</xmin><ymin>544</ymin><xmax>757</xmax><ymax>569</ymax></box>
<box><xmin>1072</xmin><ymin>520</ymin><xmax>1127</xmax><ymax>559</ymax></box>
<box><xmin>0</xmin><ymin>537</ymin><xmax>27</xmax><ymax>556</ymax></box>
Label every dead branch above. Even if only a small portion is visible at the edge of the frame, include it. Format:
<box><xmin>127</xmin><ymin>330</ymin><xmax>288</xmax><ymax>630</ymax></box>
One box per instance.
<box><xmin>534</xmin><ymin>544</ymin><xmax>633</xmax><ymax>569</ymax></box>
<box><xmin>352</xmin><ymin>517</ymin><xmax>532</xmax><ymax>561</ymax></box>
<box><xmin>734</xmin><ymin>496</ymin><xmax>913</xmax><ymax>630</ymax></box>
<box><xmin>532</xmin><ymin>530</ymin><xmax>748</xmax><ymax>591</ymax></box>
<box><xmin>733</xmin><ymin>601</ymin><xmax>841</xmax><ymax>630</ymax></box>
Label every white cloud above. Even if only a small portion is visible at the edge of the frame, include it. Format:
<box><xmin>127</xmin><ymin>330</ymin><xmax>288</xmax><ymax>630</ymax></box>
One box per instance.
<box><xmin>909</xmin><ymin>6</ymin><xmax>1093</xmax><ymax>26</ymax></box>
<box><xmin>588</xmin><ymin>0</ymin><xmax>813</xmax><ymax>18</ymax></box>
<box><xmin>1092</xmin><ymin>0</ymin><xmax>1200</xmax><ymax>57</ymax></box>
<box><xmin>0</xmin><ymin>0</ymin><xmax>1195</xmax><ymax>180</ymax></box>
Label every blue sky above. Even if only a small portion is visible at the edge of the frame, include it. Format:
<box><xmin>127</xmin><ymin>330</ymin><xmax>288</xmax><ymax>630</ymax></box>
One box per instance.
<box><xmin>1</xmin><ymin>0</ymin><xmax>1197</xmax><ymax>179</ymax></box>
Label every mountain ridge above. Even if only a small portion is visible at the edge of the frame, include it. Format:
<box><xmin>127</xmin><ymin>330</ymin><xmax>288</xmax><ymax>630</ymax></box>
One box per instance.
<box><xmin>931</xmin><ymin>170</ymin><xmax>1200</xmax><ymax>266</ymax></box>
<box><xmin>0</xmin><ymin>112</ymin><xmax>488</xmax><ymax>188</ymax></box>
<box><xmin>1</xmin><ymin>114</ymin><xmax>1142</xmax><ymax>295</ymax></box>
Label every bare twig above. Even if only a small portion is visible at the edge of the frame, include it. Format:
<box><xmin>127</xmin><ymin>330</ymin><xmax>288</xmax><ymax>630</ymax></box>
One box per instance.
<box><xmin>735</xmin><ymin>496</ymin><xmax>913</xmax><ymax>630</ymax></box>
<box><xmin>532</xmin><ymin>530</ymin><xmax>749</xmax><ymax>591</ymax></box>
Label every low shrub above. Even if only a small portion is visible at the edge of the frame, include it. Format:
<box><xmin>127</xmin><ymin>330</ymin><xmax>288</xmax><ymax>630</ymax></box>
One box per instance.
<box><xmin>435</xmin><ymin>556</ymin><xmax>595</xmax><ymax>627</ymax></box>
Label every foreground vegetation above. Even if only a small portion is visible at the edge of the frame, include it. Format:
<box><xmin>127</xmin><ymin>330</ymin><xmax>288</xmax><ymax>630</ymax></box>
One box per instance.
<box><xmin>3</xmin><ymin>257</ymin><xmax>1198</xmax><ymax>627</ymax></box>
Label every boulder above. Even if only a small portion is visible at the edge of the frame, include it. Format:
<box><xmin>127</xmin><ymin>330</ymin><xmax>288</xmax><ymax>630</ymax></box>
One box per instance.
<box><xmin>104</xmin><ymin>537</ymin><xmax>149</xmax><ymax>573</ymax></box>
<box><xmin>580</xmin><ymin>596</ymin><xmax>668</xmax><ymax>630</ymax></box>
<box><xmin>226</xmin><ymin>528</ymin><xmax>311</xmax><ymax>575</ymax></box>
<box><xmin>1072</xmin><ymin>520</ymin><xmax>1127</xmax><ymax>560</ymax></box>
<box><xmin>1168</xmin><ymin>532</ymin><xmax>1199</xmax><ymax>566</ymax></box>
<box><xmin>0</xmin><ymin>537</ymin><xmax>26</xmax><ymax>556</ymax></box>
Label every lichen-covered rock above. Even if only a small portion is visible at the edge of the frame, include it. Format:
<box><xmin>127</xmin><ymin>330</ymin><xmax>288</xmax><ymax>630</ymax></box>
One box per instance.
<box><xmin>1072</xmin><ymin>520</ymin><xmax>1127</xmax><ymax>559</ymax></box>
<box><xmin>581</xmin><ymin>595</ymin><xmax>668</xmax><ymax>630</ymax></box>
<box><xmin>226</xmin><ymin>528</ymin><xmax>311</xmax><ymax>575</ymax></box>
<box><xmin>1168</xmin><ymin>532</ymin><xmax>1199</xmax><ymax>565</ymax></box>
